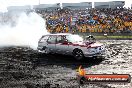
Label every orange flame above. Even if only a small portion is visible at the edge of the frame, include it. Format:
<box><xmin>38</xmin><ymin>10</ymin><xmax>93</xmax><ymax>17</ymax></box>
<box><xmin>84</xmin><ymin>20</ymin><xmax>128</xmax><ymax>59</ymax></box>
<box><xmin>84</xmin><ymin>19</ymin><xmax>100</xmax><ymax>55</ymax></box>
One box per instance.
<box><xmin>78</xmin><ymin>65</ymin><xmax>86</xmax><ymax>76</ymax></box>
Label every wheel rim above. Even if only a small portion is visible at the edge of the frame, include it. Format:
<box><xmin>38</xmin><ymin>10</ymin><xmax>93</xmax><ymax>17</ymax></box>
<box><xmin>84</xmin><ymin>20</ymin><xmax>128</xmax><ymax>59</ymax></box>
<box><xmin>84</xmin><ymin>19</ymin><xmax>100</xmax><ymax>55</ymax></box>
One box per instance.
<box><xmin>75</xmin><ymin>51</ymin><xmax>82</xmax><ymax>57</ymax></box>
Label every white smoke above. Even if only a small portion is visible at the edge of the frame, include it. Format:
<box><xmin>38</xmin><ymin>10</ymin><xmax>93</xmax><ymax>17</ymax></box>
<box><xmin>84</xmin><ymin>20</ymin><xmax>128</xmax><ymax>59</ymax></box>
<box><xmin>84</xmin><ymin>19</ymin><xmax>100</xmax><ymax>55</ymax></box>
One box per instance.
<box><xmin>0</xmin><ymin>12</ymin><xmax>49</xmax><ymax>49</ymax></box>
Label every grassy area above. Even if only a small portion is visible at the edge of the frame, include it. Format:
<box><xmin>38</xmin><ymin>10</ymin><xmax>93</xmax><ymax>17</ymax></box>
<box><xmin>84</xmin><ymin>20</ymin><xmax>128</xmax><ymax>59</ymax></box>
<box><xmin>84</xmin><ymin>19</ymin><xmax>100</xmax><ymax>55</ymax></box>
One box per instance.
<box><xmin>94</xmin><ymin>36</ymin><xmax>132</xmax><ymax>39</ymax></box>
<box><xmin>76</xmin><ymin>33</ymin><xmax>132</xmax><ymax>39</ymax></box>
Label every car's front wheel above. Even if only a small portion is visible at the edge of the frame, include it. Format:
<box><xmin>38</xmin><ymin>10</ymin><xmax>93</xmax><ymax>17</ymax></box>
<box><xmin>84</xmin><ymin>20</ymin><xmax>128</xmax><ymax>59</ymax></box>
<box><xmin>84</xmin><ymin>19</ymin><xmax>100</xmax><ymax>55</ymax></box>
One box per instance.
<box><xmin>73</xmin><ymin>49</ymin><xmax>84</xmax><ymax>60</ymax></box>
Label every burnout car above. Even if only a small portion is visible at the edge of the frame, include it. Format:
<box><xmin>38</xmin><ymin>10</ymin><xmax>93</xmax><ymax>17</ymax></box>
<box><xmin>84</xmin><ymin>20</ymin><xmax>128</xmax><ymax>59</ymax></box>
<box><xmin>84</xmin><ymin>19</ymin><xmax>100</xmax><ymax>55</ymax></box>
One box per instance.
<box><xmin>37</xmin><ymin>33</ymin><xmax>105</xmax><ymax>60</ymax></box>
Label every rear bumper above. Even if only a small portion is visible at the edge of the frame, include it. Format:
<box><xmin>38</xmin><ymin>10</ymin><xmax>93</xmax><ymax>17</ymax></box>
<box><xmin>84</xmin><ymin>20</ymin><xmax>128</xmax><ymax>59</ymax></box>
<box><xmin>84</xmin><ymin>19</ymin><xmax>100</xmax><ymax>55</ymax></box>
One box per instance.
<box><xmin>37</xmin><ymin>47</ymin><xmax>44</xmax><ymax>53</ymax></box>
<box><xmin>37</xmin><ymin>46</ymin><xmax>43</xmax><ymax>50</ymax></box>
<box><xmin>37</xmin><ymin>47</ymin><xmax>46</xmax><ymax>53</ymax></box>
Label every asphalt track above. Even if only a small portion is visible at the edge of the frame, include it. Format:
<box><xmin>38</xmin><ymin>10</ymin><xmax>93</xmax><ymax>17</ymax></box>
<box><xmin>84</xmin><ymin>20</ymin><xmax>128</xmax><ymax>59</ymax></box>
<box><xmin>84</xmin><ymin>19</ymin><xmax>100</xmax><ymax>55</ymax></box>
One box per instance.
<box><xmin>0</xmin><ymin>40</ymin><xmax>132</xmax><ymax>88</ymax></box>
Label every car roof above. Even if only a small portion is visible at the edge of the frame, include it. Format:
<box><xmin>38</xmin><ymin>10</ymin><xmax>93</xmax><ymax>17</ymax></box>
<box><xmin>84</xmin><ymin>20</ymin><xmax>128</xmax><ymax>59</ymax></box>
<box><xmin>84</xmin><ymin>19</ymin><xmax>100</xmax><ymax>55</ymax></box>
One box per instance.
<box><xmin>43</xmin><ymin>33</ymin><xmax>73</xmax><ymax>36</ymax></box>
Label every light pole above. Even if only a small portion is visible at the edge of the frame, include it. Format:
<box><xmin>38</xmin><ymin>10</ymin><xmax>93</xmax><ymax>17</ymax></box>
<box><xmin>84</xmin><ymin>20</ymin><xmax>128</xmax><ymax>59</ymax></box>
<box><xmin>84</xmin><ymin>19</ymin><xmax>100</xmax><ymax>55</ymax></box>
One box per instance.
<box><xmin>39</xmin><ymin>0</ymin><xmax>40</xmax><ymax>5</ymax></box>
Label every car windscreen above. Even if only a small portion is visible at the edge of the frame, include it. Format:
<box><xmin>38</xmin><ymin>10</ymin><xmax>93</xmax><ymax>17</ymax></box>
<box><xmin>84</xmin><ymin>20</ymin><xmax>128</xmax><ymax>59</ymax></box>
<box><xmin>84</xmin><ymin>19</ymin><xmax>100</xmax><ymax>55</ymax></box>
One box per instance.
<box><xmin>66</xmin><ymin>35</ymin><xmax>83</xmax><ymax>43</ymax></box>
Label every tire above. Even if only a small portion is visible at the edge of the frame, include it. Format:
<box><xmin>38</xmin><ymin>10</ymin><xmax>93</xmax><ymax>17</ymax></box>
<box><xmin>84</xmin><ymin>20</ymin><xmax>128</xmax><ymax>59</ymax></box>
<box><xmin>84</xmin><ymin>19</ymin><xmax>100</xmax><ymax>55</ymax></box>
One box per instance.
<box><xmin>42</xmin><ymin>46</ymin><xmax>50</xmax><ymax>54</ymax></box>
<box><xmin>73</xmin><ymin>49</ymin><xmax>84</xmax><ymax>60</ymax></box>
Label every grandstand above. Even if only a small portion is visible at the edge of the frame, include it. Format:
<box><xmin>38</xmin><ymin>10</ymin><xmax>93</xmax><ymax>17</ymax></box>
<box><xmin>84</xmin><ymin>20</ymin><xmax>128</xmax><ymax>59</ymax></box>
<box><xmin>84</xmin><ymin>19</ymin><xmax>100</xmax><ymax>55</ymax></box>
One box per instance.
<box><xmin>62</xmin><ymin>2</ymin><xmax>92</xmax><ymax>10</ymax></box>
<box><xmin>3</xmin><ymin>1</ymin><xmax>132</xmax><ymax>34</ymax></box>
<box><xmin>41</xmin><ymin>1</ymin><xmax>132</xmax><ymax>34</ymax></box>
<box><xmin>33</xmin><ymin>3</ymin><xmax>61</xmax><ymax>12</ymax></box>
<box><xmin>94</xmin><ymin>1</ymin><xmax>125</xmax><ymax>9</ymax></box>
<box><xmin>7</xmin><ymin>1</ymin><xmax>125</xmax><ymax>12</ymax></box>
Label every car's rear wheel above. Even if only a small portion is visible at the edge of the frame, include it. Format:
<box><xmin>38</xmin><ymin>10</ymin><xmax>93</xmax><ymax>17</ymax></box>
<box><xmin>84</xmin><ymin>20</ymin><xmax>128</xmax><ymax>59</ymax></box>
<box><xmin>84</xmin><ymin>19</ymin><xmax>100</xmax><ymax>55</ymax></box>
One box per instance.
<box><xmin>73</xmin><ymin>49</ymin><xmax>84</xmax><ymax>60</ymax></box>
<box><xmin>42</xmin><ymin>46</ymin><xmax>50</xmax><ymax>54</ymax></box>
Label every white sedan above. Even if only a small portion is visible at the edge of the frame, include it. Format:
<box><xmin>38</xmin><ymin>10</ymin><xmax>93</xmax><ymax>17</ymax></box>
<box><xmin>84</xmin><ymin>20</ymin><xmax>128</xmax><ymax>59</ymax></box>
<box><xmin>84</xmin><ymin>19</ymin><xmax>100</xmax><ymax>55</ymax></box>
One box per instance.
<box><xmin>37</xmin><ymin>33</ymin><xmax>105</xmax><ymax>60</ymax></box>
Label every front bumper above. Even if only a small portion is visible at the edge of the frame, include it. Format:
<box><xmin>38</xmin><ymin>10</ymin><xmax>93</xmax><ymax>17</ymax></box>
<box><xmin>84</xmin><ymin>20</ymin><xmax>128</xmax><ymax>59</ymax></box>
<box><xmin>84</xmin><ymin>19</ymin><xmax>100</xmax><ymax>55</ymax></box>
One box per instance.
<box><xmin>84</xmin><ymin>51</ymin><xmax>106</xmax><ymax>58</ymax></box>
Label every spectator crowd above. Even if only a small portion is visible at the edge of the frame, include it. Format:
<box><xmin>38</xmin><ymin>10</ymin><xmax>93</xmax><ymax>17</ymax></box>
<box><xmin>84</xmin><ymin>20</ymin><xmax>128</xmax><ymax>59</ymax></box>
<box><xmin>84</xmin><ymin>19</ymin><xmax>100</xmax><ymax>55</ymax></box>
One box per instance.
<box><xmin>0</xmin><ymin>7</ymin><xmax>132</xmax><ymax>34</ymax></box>
<box><xmin>38</xmin><ymin>8</ymin><xmax>132</xmax><ymax>34</ymax></box>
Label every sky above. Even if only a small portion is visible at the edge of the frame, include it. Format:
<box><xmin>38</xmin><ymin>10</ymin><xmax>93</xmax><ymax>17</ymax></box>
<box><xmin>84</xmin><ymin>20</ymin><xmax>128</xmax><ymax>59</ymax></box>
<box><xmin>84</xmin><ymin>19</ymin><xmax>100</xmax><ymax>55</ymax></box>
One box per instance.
<box><xmin>0</xmin><ymin>0</ymin><xmax>131</xmax><ymax>12</ymax></box>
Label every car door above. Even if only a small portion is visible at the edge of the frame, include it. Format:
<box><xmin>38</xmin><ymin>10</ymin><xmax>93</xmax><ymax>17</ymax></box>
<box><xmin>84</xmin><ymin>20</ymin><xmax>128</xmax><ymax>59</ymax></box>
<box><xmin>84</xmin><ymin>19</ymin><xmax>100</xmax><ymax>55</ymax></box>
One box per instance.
<box><xmin>47</xmin><ymin>35</ymin><xmax>56</xmax><ymax>53</ymax></box>
<box><xmin>56</xmin><ymin>35</ymin><xmax>70</xmax><ymax>54</ymax></box>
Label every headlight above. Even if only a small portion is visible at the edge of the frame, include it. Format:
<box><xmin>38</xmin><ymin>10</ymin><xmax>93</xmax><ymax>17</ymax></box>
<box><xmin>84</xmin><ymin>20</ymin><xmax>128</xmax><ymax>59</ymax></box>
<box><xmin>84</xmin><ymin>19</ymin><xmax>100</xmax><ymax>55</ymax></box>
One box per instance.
<box><xmin>88</xmin><ymin>48</ymin><xmax>96</xmax><ymax>53</ymax></box>
<box><xmin>101</xmin><ymin>45</ymin><xmax>105</xmax><ymax>50</ymax></box>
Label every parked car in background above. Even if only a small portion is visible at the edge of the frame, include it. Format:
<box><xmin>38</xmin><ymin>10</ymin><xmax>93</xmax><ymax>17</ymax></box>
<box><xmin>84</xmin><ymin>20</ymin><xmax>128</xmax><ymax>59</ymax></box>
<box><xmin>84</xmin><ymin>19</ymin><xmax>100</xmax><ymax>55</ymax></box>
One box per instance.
<box><xmin>37</xmin><ymin>33</ymin><xmax>105</xmax><ymax>60</ymax></box>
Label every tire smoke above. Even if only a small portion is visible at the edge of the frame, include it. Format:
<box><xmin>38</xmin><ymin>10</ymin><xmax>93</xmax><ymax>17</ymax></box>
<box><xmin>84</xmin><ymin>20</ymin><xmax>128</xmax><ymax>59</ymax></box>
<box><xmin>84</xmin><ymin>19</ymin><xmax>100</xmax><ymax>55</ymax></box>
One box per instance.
<box><xmin>0</xmin><ymin>12</ymin><xmax>49</xmax><ymax>49</ymax></box>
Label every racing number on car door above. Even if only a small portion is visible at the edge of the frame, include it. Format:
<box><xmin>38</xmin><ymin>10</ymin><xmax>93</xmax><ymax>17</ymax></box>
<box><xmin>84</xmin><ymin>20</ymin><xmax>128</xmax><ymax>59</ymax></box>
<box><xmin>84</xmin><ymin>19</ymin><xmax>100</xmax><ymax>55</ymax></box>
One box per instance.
<box><xmin>47</xmin><ymin>35</ymin><xmax>56</xmax><ymax>52</ymax></box>
<box><xmin>56</xmin><ymin>35</ymin><xmax>70</xmax><ymax>54</ymax></box>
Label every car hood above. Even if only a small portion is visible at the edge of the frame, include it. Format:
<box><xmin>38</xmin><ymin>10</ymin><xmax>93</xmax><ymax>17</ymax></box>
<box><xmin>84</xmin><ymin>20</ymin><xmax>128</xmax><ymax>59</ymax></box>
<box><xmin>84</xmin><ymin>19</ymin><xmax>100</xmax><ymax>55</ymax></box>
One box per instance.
<box><xmin>88</xmin><ymin>42</ymin><xmax>103</xmax><ymax>47</ymax></box>
<box><xmin>73</xmin><ymin>41</ymin><xmax>103</xmax><ymax>47</ymax></box>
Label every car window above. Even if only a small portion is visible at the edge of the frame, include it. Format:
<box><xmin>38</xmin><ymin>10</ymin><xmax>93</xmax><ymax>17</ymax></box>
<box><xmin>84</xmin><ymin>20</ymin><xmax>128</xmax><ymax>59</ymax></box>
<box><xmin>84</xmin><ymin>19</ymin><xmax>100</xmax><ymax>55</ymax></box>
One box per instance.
<box><xmin>57</xmin><ymin>36</ymin><xmax>62</xmax><ymax>43</ymax></box>
<box><xmin>47</xmin><ymin>35</ymin><xmax>56</xmax><ymax>44</ymax></box>
<box><xmin>56</xmin><ymin>35</ymin><xmax>66</xmax><ymax>43</ymax></box>
<box><xmin>39</xmin><ymin>36</ymin><xmax>49</xmax><ymax>42</ymax></box>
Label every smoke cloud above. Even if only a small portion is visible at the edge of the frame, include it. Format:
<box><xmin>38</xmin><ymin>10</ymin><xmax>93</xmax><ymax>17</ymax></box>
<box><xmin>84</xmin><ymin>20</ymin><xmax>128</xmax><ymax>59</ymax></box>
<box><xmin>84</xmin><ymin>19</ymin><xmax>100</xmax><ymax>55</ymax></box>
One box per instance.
<box><xmin>0</xmin><ymin>12</ymin><xmax>49</xmax><ymax>49</ymax></box>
